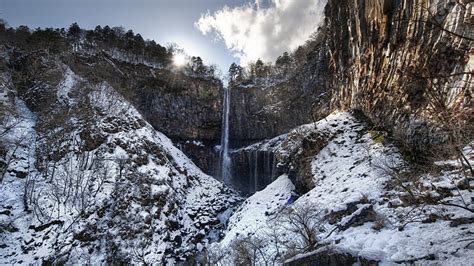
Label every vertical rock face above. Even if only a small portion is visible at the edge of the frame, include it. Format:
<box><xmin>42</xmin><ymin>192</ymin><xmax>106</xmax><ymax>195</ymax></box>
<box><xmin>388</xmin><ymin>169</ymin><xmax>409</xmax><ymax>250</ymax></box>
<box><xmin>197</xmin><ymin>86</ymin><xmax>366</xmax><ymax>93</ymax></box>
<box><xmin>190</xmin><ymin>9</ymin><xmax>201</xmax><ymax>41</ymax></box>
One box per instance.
<box><xmin>205</xmin><ymin>0</ymin><xmax>472</xmax><ymax>192</ymax></box>
<box><xmin>134</xmin><ymin>74</ymin><xmax>223</xmax><ymax>141</ymax></box>
<box><xmin>324</xmin><ymin>0</ymin><xmax>473</xmax><ymax>154</ymax></box>
<box><xmin>228</xmin><ymin>44</ymin><xmax>330</xmax><ymax>143</ymax></box>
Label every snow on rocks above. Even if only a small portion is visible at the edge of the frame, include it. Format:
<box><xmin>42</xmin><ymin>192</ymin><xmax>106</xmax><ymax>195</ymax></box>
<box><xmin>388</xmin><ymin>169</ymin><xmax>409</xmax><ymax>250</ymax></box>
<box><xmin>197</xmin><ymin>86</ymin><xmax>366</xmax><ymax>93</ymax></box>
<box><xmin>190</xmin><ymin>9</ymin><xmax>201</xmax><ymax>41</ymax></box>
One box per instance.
<box><xmin>212</xmin><ymin>111</ymin><xmax>474</xmax><ymax>264</ymax></box>
<box><xmin>56</xmin><ymin>67</ymin><xmax>77</xmax><ymax>104</ymax></box>
<box><xmin>220</xmin><ymin>174</ymin><xmax>295</xmax><ymax>246</ymax></box>
<box><xmin>0</xmin><ymin>68</ymin><xmax>240</xmax><ymax>264</ymax></box>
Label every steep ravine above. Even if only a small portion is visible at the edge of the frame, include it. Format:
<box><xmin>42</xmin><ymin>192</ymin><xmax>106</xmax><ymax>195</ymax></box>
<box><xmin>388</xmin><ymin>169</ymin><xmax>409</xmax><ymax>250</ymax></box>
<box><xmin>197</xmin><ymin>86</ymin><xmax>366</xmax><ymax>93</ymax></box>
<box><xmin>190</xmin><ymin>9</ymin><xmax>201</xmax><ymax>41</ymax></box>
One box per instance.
<box><xmin>0</xmin><ymin>46</ymin><xmax>242</xmax><ymax>264</ymax></box>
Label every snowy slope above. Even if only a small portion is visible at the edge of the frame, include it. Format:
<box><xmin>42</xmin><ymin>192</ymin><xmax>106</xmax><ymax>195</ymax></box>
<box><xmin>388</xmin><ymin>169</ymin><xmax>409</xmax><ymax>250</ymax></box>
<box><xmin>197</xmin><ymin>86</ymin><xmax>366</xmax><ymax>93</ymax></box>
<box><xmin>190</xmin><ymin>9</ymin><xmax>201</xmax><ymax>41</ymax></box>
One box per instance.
<box><xmin>210</xmin><ymin>111</ymin><xmax>474</xmax><ymax>265</ymax></box>
<box><xmin>0</xmin><ymin>66</ymin><xmax>240</xmax><ymax>264</ymax></box>
<box><xmin>220</xmin><ymin>175</ymin><xmax>295</xmax><ymax>246</ymax></box>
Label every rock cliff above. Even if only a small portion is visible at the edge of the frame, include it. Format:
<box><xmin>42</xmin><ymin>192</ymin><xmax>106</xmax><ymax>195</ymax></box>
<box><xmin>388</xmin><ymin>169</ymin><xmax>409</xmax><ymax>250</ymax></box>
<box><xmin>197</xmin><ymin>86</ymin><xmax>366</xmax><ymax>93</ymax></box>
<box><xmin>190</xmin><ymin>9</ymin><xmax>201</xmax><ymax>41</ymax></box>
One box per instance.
<box><xmin>228</xmin><ymin>0</ymin><xmax>472</xmax><ymax>192</ymax></box>
<box><xmin>228</xmin><ymin>43</ymin><xmax>329</xmax><ymax>143</ymax></box>
<box><xmin>325</xmin><ymin>0</ymin><xmax>473</xmax><ymax>155</ymax></box>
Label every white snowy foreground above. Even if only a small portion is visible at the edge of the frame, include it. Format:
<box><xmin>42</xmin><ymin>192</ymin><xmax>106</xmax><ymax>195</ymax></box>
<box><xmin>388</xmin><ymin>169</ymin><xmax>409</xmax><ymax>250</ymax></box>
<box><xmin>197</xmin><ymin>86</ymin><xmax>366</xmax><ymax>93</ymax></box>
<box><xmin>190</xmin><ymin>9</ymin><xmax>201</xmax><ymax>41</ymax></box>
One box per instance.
<box><xmin>210</xmin><ymin>112</ymin><xmax>474</xmax><ymax>265</ymax></box>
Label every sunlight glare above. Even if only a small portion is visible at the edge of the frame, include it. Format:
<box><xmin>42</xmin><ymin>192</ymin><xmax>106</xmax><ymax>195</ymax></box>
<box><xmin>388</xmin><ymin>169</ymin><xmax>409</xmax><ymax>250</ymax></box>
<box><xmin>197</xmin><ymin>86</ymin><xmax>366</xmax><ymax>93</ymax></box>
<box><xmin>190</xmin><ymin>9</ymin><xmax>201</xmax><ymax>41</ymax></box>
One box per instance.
<box><xmin>173</xmin><ymin>53</ymin><xmax>187</xmax><ymax>67</ymax></box>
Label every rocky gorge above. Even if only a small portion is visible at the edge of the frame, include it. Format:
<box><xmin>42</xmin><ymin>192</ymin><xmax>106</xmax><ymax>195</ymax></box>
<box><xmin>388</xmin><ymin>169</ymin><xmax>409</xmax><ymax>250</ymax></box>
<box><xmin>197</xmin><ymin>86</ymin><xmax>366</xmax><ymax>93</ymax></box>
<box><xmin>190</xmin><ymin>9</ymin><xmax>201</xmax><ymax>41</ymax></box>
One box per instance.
<box><xmin>0</xmin><ymin>0</ymin><xmax>473</xmax><ymax>264</ymax></box>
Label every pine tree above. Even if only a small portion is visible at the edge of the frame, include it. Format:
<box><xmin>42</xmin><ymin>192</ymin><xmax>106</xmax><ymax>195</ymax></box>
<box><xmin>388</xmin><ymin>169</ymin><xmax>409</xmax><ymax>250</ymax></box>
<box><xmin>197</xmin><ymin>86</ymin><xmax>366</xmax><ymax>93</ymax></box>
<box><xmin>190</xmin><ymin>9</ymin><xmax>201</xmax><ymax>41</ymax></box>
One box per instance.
<box><xmin>191</xmin><ymin>56</ymin><xmax>206</xmax><ymax>76</ymax></box>
<box><xmin>228</xmin><ymin>63</ymin><xmax>244</xmax><ymax>85</ymax></box>
<box><xmin>275</xmin><ymin>51</ymin><xmax>293</xmax><ymax>76</ymax></box>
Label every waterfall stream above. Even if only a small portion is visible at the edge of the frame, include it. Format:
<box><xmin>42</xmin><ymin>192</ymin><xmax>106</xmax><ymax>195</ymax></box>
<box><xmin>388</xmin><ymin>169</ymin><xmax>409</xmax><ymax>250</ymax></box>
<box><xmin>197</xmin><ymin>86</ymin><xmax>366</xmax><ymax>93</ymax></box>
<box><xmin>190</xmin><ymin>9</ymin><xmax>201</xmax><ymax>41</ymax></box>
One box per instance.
<box><xmin>220</xmin><ymin>87</ymin><xmax>231</xmax><ymax>183</ymax></box>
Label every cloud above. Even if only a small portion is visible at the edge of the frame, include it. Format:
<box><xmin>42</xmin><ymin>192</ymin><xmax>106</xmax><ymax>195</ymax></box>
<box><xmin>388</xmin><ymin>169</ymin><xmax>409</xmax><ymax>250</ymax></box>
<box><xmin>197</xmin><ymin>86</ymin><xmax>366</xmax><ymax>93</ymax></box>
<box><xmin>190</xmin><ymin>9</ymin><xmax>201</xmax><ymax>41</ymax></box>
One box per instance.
<box><xmin>195</xmin><ymin>0</ymin><xmax>326</xmax><ymax>66</ymax></box>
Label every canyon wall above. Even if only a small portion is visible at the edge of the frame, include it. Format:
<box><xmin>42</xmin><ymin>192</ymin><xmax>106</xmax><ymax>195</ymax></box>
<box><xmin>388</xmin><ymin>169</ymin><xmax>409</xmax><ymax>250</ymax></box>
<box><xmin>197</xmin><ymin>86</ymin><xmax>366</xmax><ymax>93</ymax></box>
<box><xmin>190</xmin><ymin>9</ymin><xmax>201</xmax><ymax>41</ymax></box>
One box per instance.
<box><xmin>66</xmin><ymin>53</ymin><xmax>224</xmax><ymax>141</ymax></box>
<box><xmin>3</xmin><ymin>0</ymin><xmax>471</xmax><ymax>195</ymax></box>
<box><xmin>228</xmin><ymin>0</ymin><xmax>472</xmax><ymax>192</ymax></box>
<box><xmin>325</xmin><ymin>0</ymin><xmax>473</xmax><ymax>154</ymax></box>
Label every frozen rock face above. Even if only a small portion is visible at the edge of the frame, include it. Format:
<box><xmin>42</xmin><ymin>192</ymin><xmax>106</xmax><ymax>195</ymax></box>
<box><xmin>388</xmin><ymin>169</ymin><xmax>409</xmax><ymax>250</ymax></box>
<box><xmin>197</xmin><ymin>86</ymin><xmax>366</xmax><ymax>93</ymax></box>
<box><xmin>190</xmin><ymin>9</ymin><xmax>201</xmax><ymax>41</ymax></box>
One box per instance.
<box><xmin>324</xmin><ymin>0</ymin><xmax>473</xmax><ymax>155</ymax></box>
<box><xmin>0</xmin><ymin>49</ymin><xmax>240</xmax><ymax>264</ymax></box>
<box><xmin>229</xmin><ymin>135</ymin><xmax>285</xmax><ymax>194</ymax></box>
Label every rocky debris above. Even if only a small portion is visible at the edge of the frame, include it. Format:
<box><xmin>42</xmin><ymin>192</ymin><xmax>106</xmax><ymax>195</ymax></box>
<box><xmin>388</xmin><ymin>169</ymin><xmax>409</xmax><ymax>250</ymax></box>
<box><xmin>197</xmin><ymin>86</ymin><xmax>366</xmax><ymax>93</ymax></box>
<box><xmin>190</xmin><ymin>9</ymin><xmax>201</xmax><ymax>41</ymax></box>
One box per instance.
<box><xmin>325</xmin><ymin>200</ymin><xmax>367</xmax><ymax>225</ymax></box>
<box><xmin>450</xmin><ymin>217</ymin><xmax>474</xmax><ymax>227</ymax></box>
<box><xmin>73</xmin><ymin>224</ymin><xmax>99</xmax><ymax>242</ymax></box>
<box><xmin>278</xmin><ymin>130</ymin><xmax>329</xmax><ymax>193</ymax></box>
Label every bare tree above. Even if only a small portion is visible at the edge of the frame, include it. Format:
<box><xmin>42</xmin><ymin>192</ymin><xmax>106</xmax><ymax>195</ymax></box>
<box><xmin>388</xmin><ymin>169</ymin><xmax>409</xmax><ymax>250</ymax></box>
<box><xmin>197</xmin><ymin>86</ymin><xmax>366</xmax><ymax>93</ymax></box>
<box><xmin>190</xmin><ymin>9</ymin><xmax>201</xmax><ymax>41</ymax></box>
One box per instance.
<box><xmin>229</xmin><ymin>236</ymin><xmax>268</xmax><ymax>266</ymax></box>
<box><xmin>273</xmin><ymin>204</ymin><xmax>325</xmax><ymax>254</ymax></box>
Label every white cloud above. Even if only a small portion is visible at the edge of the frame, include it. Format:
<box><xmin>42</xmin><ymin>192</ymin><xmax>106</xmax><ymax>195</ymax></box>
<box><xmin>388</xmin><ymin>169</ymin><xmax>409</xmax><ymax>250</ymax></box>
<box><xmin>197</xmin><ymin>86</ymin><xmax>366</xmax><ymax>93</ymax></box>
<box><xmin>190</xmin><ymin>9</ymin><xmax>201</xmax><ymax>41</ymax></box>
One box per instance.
<box><xmin>195</xmin><ymin>0</ymin><xmax>326</xmax><ymax>66</ymax></box>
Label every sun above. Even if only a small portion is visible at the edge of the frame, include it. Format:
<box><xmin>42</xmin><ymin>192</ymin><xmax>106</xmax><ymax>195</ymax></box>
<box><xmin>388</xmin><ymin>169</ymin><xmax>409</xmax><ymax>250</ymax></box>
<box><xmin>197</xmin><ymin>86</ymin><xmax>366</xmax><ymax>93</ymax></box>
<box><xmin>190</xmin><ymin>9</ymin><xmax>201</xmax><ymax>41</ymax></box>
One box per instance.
<box><xmin>173</xmin><ymin>53</ymin><xmax>187</xmax><ymax>67</ymax></box>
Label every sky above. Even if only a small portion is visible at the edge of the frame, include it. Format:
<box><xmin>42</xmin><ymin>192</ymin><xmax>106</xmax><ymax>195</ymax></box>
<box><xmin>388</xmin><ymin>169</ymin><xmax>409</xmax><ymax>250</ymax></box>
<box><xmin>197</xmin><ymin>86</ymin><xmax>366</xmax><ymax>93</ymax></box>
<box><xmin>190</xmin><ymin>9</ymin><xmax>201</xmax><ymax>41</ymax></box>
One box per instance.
<box><xmin>0</xmin><ymin>0</ymin><xmax>326</xmax><ymax>71</ymax></box>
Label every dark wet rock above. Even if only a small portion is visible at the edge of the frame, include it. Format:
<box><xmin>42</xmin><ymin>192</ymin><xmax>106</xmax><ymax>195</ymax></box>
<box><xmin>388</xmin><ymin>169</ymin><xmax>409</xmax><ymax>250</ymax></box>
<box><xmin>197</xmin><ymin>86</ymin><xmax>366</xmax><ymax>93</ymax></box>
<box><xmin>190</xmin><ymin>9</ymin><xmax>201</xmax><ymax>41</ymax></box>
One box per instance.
<box><xmin>0</xmin><ymin>210</ymin><xmax>11</xmax><ymax>216</ymax></box>
<box><xmin>29</xmin><ymin>220</ymin><xmax>64</xmax><ymax>232</ymax></box>
<box><xmin>338</xmin><ymin>204</ymin><xmax>377</xmax><ymax>231</ymax></box>
<box><xmin>450</xmin><ymin>217</ymin><xmax>474</xmax><ymax>227</ymax></box>
<box><xmin>284</xmin><ymin>246</ymin><xmax>378</xmax><ymax>266</ymax></box>
<box><xmin>7</xmin><ymin>168</ymin><xmax>28</xmax><ymax>178</ymax></box>
<box><xmin>325</xmin><ymin>201</ymin><xmax>362</xmax><ymax>225</ymax></box>
<box><xmin>74</xmin><ymin>224</ymin><xmax>99</xmax><ymax>242</ymax></box>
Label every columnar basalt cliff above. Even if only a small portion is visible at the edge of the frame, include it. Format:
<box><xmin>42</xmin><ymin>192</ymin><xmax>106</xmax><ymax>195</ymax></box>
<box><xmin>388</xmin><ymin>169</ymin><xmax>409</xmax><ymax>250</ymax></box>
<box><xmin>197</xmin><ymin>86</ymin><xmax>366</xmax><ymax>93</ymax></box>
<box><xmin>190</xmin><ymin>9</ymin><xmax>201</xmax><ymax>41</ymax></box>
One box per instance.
<box><xmin>325</xmin><ymin>0</ymin><xmax>473</xmax><ymax>154</ymax></box>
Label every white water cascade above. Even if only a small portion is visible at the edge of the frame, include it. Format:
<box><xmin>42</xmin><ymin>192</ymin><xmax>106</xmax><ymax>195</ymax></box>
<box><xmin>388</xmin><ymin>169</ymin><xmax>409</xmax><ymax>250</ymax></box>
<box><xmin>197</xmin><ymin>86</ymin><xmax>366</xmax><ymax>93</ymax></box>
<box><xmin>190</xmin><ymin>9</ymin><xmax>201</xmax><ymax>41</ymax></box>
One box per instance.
<box><xmin>220</xmin><ymin>87</ymin><xmax>231</xmax><ymax>183</ymax></box>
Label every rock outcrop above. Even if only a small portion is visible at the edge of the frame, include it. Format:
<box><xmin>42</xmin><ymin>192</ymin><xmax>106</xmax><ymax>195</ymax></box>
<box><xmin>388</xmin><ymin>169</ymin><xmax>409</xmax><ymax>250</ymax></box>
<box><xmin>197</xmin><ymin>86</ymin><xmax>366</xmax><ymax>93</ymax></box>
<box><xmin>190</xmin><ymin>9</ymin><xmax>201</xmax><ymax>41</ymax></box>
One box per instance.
<box><xmin>67</xmin><ymin>52</ymin><xmax>224</xmax><ymax>141</ymax></box>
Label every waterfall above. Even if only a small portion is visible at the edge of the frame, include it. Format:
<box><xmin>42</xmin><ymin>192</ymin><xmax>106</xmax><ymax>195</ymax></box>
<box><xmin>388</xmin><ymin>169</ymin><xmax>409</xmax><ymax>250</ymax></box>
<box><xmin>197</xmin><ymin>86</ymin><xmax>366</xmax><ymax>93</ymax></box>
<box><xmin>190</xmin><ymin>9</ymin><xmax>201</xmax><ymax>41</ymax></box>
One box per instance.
<box><xmin>220</xmin><ymin>87</ymin><xmax>231</xmax><ymax>183</ymax></box>
<box><xmin>254</xmin><ymin>151</ymin><xmax>258</xmax><ymax>192</ymax></box>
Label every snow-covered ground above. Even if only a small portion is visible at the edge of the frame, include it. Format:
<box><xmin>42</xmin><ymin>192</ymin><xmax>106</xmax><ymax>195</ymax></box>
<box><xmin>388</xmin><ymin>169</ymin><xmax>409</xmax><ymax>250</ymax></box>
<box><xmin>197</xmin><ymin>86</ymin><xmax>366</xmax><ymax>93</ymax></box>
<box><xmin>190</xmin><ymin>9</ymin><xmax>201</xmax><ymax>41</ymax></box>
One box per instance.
<box><xmin>0</xmin><ymin>67</ymin><xmax>240</xmax><ymax>264</ymax></box>
<box><xmin>1</xmin><ymin>55</ymin><xmax>472</xmax><ymax>264</ymax></box>
<box><xmin>210</xmin><ymin>111</ymin><xmax>474</xmax><ymax>265</ymax></box>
